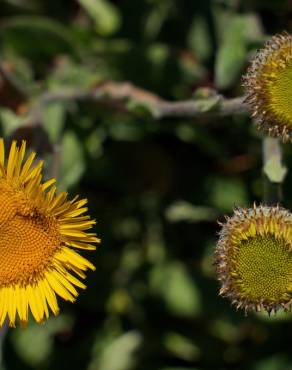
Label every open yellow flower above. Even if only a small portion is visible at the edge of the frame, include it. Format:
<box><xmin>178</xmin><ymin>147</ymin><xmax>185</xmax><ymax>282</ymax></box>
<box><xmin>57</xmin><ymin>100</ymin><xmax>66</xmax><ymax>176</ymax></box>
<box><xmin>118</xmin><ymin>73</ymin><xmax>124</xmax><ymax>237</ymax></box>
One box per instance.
<box><xmin>215</xmin><ymin>205</ymin><xmax>292</xmax><ymax>314</ymax></box>
<box><xmin>243</xmin><ymin>33</ymin><xmax>292</xmax><ymax>142</ymax></box>
<box><xmin>0</xmin><ymin>139</ymin><xmax>100</xmax><ymax>327</ymax></box>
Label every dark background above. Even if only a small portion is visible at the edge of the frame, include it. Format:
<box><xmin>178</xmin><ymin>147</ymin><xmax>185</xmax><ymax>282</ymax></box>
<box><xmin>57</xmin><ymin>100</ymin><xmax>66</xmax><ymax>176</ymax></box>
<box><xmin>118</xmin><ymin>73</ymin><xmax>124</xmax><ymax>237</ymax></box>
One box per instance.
<box><xmin>1</xmin><ymin>0</ymin><xmax>292</xmax><ymax>369</ymax></box>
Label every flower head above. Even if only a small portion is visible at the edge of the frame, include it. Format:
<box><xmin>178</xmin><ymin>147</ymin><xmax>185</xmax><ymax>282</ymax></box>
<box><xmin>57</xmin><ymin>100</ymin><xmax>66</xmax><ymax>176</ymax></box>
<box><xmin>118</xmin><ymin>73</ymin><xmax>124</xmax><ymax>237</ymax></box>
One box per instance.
<box><xmin>243</xmin><ymin>33</ymin><xmax>292</xmax><ymax>142</ymax></box>
<box><xmin>215</xmin><ymin>205</ymin><xmax>292</xmax><ymax>314</ymax></box>
<box><xmin>0</xmin><ymin>139</ymin><xmax>100</xmax><ymax>327</ymax></box>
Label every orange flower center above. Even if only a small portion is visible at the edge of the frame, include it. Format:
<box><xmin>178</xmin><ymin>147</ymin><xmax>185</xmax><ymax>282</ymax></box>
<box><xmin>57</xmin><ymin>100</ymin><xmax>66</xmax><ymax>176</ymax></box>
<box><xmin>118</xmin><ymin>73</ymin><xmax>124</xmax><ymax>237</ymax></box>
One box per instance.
<box><xmin>0</xmin><ymin>184</ymin><xmax>61</xmax><ymax>287</ymax></box>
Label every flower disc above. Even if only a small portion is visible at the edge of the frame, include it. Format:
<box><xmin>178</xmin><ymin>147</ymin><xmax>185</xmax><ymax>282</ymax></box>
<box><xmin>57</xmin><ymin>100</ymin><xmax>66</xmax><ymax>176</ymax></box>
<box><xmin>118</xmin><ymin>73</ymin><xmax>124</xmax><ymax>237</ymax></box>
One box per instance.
<box><xmin>215</xmin><ymin>205</ymin><xmax>292</xmax><ymax>313</ymax></box>
<box><xmin>243</xmin><ymin>33</ymin><xmax>292</xmax><ymax>142</ymax></box>
<box><xmin>0</xmin><ymin>139</ymin><xmax>100</xmax><ymax>326</ymax></box>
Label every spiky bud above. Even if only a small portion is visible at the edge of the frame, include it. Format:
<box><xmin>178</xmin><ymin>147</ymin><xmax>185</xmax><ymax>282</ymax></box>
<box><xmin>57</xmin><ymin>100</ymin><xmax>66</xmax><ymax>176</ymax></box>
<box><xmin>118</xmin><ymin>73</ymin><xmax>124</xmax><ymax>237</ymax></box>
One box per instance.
<box><xmin>243</xmin><ymin>33</ymin><xmax>292</xmax><ymax>142</ymax></box>
<box><xmin>215</xmin><ymin>205</ymin><xmax>292</xmax><ymax>314</ymax></box>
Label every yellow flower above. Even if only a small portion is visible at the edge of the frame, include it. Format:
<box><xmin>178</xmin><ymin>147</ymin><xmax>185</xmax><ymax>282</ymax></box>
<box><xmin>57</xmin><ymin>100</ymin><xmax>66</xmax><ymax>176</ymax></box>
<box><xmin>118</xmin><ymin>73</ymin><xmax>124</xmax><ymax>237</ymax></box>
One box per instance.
<box><xmin>243</xmin><ymin>33</ymin><xmax>292</xmax><ymax>142</ymax></box>
<box><xmin>0</xmin><ymin>139</ymin><xmax>100</xmax><ymax>327</ymax></box>
<box><xmin>215</xmin><ymin>205</ymin><xmax>292</xmax><ymax>314</ymax></box>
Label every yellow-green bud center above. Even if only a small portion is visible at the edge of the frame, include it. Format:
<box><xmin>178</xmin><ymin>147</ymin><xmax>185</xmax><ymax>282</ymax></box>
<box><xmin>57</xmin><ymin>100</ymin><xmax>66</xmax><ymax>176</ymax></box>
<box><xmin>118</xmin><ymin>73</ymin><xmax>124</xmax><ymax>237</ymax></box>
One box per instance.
<box><xmin>233</xmin><ymin>236</ymin><xmax>292</xmax><ymax>303</ymax></box>
<box><xmin>265</xmin><ymin>60</ymin><xmax>292</xmax><ymax>125</ymax></box>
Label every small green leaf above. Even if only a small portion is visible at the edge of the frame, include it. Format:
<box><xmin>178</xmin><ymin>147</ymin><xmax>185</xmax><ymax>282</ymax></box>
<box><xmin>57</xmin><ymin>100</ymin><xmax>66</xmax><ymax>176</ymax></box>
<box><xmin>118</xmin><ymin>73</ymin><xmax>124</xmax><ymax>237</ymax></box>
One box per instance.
<box><xmin>150</xmin><ymin>262</ymin><xmax>201</xmax><ymax>317</ymax></box>
<box><xmin>11</xmin><ymin>315</ymin><xmax>73</xmax><ymax>367</ymax></box>
<box><xmin>0</xmin><ymin>16</ymin><xmax>74</xmax><ymax>58</ymax></box>
<box><xmin>188</xmin><ymin>15</ymin><xmax>213</xmax><ymax>61</ymax></box>
<box><xmin>43</xmin><ymin>102</ymin><xmax>66</xmax><ymax>143</ymax></box>
<box><xmin>59</xmin><ymin>131</ymin><xmax>86</xmax><ymax>190</ymax></box>
<box><xmin>163</xmin><ymin>332</ymin><xmax>200</xmax><ymax>361</ymax></box>
<box><xmin>78</xmin><ymin>0</ymin><xmax>121</xmax><ymax>36</ymax></box>
<box><xmin>209</xmin><ymin>177</ymin><xmax>248</xmax><ymax>211</ymax></box>
<box><xmin>90</xmin><ymin>331</ymin><xmax>142</xmax><ymax>370</ymax></box>
<box><xmin>194</xmin><ymin>96</ymin><xmax>222</xmax><ymax>113</ymax></box>
<box><xmin>215</xmin><ymin>16</ymin><xmax>248</xmax><ymax>89</ymax></box>
<box><xmin>0</xmin><ymin>108</ymin><xmax>24</xmax><ymax>136</ymax></box>
<box><xmin>165</xmin><ymin>200</ymin><xmax>217</xmax><ymax>223</ymax></box>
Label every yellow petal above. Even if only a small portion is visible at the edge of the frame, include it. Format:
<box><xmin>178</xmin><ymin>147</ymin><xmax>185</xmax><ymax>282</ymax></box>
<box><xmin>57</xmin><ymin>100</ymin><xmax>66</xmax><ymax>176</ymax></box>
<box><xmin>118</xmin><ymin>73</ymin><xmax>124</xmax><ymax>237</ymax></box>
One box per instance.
<box><xmin>40</xmin><ymin>280</ymin><xmax>59</xmax><ymax>316</ymax></box>
<box><xmin>46</xmin><ymin>272</ymin><xmax>75</xmax><ymax>302</ymax></box>
<box><xmin>7</xmin><ymin>287</ymin><xmax>16</xmax><ymax>326</ymax></box>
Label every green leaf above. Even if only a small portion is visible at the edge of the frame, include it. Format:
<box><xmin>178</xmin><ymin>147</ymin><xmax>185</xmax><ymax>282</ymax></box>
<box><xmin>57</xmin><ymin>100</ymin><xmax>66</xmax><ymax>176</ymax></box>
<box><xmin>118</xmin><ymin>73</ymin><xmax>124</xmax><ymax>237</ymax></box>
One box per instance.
<box><xmin>59</xmin><ymin>131</ymin><xmax>86</xmax><ymax>190</ymax></box>
<box><xmin>89</xmin><ymin>331</ymin><xmax>142</xmax><ymax>370</ymax></box>
<box><xmin>188</xmin><ymin>15</ymin><xmax>213</xmax><ymax>61</ymax></box>
<box><xmin>0</xmin><ymin>108</ymin><xmax>24</xmax><ymax>136</ymax></box>
<box><xmin>163</xmin><ymin>332</ymin><xmax>200</xmax><ymax>361</ymax></box>
<box><xmin>78</xmin><ymin>0</ymin><xmax>121</xmax><ymax>36</ymax></box>
<box><xmin>160</xmin><ymin>368</ymin><xmax>199</xmax><ymax>370</ymax></box>
<box><xmin>150</xmin><ymin>262</ymin><xmax>201</xmax><ymax>317</ymax></box>
<box><xmin>0</xmin><ymin>16</ymin><xmax>75</xmax><ymax>58</ymax></box>
<box><xmin>43</xmin><ymin>102</ymin><xmax>66</xmax><ymax>143</ymax></box>
<box><xmin>208</xmin><ymin>177</ymin><xmax>248</xmax><ymax>212</ymax></box>
<box><xmin>165</xmin><ymin>200</ymin><xmax>217</xmax><ymax>223</ymax></box>
<box><xmin>215</xmin><ymin>16</ymin><xmax>248</xmax><ymax>89</ymax></box>
<box><xmin>194</xmin><ymin>96</ymin><xmax>222</xmax><ymax>113</ymax></box>
<box><xmin>47</xmin><ymin>58</ymin><xmax>103</xmax><ymax>89</ymax></box>
<box><xmin>144</xmin><ymin>1</ymin><xmax>173</xmax><ymax>40</ymax></box>
<box><xmin>11</xmin><ymin>315</ymin><xmax>73</xmax><ymax>367</ymax></box>
<box><xmin>253</xmin><ymin>355</ymin><xmax>289</xmax><ymax>370</ymax></box>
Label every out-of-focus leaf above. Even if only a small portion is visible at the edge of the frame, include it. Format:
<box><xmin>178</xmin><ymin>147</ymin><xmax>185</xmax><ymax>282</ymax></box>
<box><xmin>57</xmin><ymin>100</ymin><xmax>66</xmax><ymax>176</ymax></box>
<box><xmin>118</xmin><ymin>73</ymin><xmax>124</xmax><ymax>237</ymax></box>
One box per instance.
<box><xmin>215</xmin><ymin>16</ymin><xmax>248</xmax><ymax>89</ymax></box>
<box><xmin>253</xmin><ymin>355</ymin><xmax>290</xmax><ymax>370</ymax></box>
<box><xmin>188</xmin><ymin>15</ymin><xmax>213</xmax><ymax>61</ymax></box>
<box><xmin>209</xmin><ymin>319</ymin><xmax>238</xmax><ymax>342</ymax></box>
<box><xmin>150</xmin><ymin>261</ymin><xmax>201</xmax><ymax>317</ymax></box>
<box><xmin>106</xmin><ymin>288</ymin><xmax>133</xmax><ymax>314</ymax></box>
<box><xmin>48</xmin><ymin>57</ymin><xmax>103</xmax><ymax>89</ymax></box>
<box><xmin>208</xmin><ymin>177</ymin><xmax>248</xmax><ymax>211</ymax></box>
<box><xmin>43</xmin><ymin>102</ymin><xmax>66</xmax><ymax>143</ymax></box>
<box><xmin>165</xmin><ymin>200</ymin><xmax>218</xmax><ymax>223</ymax></box>
<box><xmin>0</xmin><ymin>107</ymin><xmax>24</xmax><ymax>136</ymax></box>
<box><xmin>1</xmin><ymin>57</ymin><xmax>33</xmax><ymax>88</ymax></box>
<box><xmin>177</xmin><ymin>56</ymin><xmax>206</xmax><ymax>87</ymax></box>
<box><xmin>78</xmin><ymin>0</ymin><xmax>121</xmax><ymax>36</ymax></box>
<box><xmin>160</xmin><ymin>368</ymin><xmax>199</xmax><ymax>370</ymax></box>
<box><xmin>59</xmin><ymin>131</ymin><xmax>86</xmax><ymax>189</ymax></box>
<box><xmin>242</xmin><ymin>13</ymin><xmax>264</xmax><ymax>42</ymax></box>
<box><xmin>1</xmin><ymin>0</ymin><xmax>37</xmax><ymax>10</ymax></box>
<box><xmin>0</xmin><ymin>16</ymin><xmax>74</xmax><ymax>58</ymax></box>
<box><xmin>0</xmin><ymin>64</ymin><xmax>28</xmax><ymax>113</ymax></box>
<box><xmin>193</xmin><ymin>95</ymin><xmax>222</xmax><ymax>113</ymax></box>
<box><xmin>175</xmin><ymin>124</ymin><xmax>198</xmax><ymax>143</ymax></box>
<box><xmin>11</xmin><ymin>314</ymin><xmax>73</xmax><ymax>367</ymax></box>
<box><xmin>144</xmin><ymin>0</ymin><xmax>173</xmax><ymax>40</ymax></box>
<box><xmin>108</xmin><ymin>118</ymin><xmax>145</xmax><ymax>141</ymax></box>
<box><xmin>86</xmin><ymin>127</ymin><xmax>106</xmax><ymax>158</ymax></box>
<box><xmin>163</xmin><ymin>332</ymin><xmax>200</xmax><ymax>361</ymax></box>
<box><xmin>89</xmin><ymin>331</ymin><xmax>142</xmax><ymax>370</ymax></box>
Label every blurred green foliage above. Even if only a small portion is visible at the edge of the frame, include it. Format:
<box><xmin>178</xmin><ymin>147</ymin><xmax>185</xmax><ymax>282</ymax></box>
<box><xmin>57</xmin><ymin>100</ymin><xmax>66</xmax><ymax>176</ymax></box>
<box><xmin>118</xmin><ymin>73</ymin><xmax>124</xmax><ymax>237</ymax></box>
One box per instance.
<box><xmin>1</xmin><ymin>0</ymin><xmax>292</xmax><ymax>370</ymax></box>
